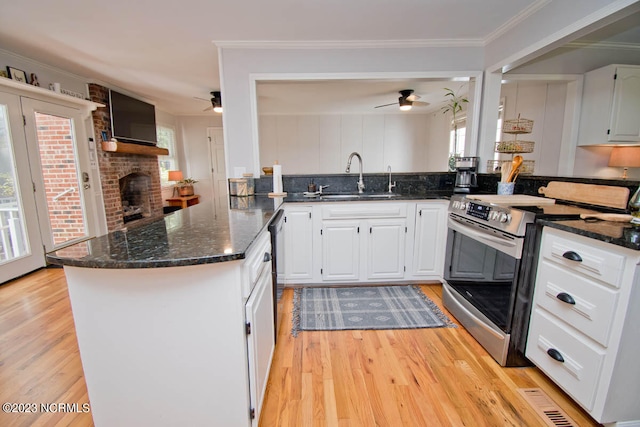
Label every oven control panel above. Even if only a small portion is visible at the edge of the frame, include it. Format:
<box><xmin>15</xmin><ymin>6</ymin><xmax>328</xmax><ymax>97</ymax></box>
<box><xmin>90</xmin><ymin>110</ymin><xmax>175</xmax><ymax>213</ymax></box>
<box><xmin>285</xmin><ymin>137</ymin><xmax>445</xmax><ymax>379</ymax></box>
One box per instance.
<box><xmin>450</xmin><ymin>199</ymin><xmax>512</xmax><ymax>224</ymax></box>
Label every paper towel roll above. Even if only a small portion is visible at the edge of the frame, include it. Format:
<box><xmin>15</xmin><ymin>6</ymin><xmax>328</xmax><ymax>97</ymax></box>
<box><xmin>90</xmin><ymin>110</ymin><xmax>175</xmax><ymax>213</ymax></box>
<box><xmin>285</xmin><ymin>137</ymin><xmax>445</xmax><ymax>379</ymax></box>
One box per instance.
<box><xmin>272</xmin><ymin>164</ymin><xmax>283</xmax><ymax>193</ymax></box>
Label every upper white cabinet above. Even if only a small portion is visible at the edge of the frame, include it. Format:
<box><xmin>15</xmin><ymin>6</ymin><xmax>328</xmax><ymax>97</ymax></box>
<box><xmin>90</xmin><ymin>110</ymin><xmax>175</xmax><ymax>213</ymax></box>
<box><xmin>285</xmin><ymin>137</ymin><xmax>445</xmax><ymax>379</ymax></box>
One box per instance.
<box><xmin>283</xmin><ymin>205</ymin><xmax>314</xmax><ymax>283</ymax></box>
<box><xmin>578</xmin><ymin>64</ymin><xmax>640</xmax><ymax>145</ymax></box>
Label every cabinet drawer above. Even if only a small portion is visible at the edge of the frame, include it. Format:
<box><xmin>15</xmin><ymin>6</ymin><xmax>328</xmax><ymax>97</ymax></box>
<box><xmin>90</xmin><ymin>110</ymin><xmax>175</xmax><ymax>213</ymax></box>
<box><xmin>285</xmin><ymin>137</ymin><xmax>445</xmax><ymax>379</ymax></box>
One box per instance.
<box><xmin>535</xmin><ymin>260</ymin><xmax>618</xmax><ymax>346</ymax></box>
<box><xmin>526</xmin><ymin>308</ymin><xmax>605</xmax><ymax>411</ymax></box>
<box><xmin>321</xmin><ymin>203</ymin><xmax>407</xmax><ymax>219</ymax></box>
<box><xmin>540</xmin><ymin>231</ymin><xmax>624</xmax><ymax>288</ymax></box>
<box><xmin>243</xmin><ymin>232</ymin><xmax>271</xmax><ymax>298</ymax></box>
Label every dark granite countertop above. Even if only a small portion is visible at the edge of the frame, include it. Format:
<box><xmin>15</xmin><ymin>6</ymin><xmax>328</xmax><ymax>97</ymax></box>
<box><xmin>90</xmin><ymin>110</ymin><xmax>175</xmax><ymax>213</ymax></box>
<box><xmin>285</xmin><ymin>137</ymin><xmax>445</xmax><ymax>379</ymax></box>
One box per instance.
<box><xmin>46</xmin><ymin>196</ymin><xmax>282</xmax><ymax>269</ymax></box>
<box><xmin>538</xmin><ymin>219</ymin><xmax>640</xmax><ymax>251</ymax></box>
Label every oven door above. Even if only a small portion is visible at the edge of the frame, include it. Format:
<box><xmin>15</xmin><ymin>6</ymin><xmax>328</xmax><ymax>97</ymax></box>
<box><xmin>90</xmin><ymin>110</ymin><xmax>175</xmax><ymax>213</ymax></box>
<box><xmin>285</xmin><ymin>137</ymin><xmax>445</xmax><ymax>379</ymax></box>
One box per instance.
<box><xmin>443</xmin><ymin>214</ymin><xmax>523</xmax><ymax>365</ymax></box>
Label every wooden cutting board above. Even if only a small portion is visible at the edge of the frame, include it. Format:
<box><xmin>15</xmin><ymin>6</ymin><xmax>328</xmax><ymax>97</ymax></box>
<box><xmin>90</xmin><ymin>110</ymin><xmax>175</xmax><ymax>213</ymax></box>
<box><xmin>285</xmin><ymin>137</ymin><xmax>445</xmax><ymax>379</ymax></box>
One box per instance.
<box><xmin>538</xmin><ymin>182</ymin><xmax>629</xmax><ymax>209</ymax></box>
<box><xmin>466</xmin><ymin>195</ymin><xmax>556</xmax><ymax>206</ymax></box>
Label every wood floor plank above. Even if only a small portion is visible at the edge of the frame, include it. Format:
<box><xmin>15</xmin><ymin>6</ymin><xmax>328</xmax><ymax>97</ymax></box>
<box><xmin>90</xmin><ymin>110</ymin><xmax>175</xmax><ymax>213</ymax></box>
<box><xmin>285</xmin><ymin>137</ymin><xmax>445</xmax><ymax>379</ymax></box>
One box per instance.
<box><xmin>1</xmin><ymin>270</ymin><xmax>602</xmax><ymax>427</ymax></box>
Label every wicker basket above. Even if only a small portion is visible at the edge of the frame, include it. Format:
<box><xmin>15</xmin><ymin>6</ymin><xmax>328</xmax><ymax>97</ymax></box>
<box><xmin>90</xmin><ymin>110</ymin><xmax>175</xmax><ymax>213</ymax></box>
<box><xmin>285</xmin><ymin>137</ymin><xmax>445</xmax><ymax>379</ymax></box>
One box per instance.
<box><xmin>502</xmin><ymin>117</ymin><xmax>533</xmax><ymax>134</ymax></box>
<box><xmin>486</xmin><ymin>160</ymin><xmax>535</xmax><ymax>175</ymax></box>
<box><xmin>495</xmin><ymin>140</ymin><xmax>535</xmax><ymax>153</ymax></box>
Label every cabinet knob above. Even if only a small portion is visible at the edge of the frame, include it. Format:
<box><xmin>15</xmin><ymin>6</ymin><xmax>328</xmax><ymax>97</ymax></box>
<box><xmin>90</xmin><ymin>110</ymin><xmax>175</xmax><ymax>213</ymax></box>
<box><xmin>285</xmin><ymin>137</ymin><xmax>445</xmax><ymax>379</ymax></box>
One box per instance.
<box><xmin>556</xmin><ymin>292</ymin><xmax>576</xmax><ymax>305</ymax></box>
<box><xmin>263</xmin><ymin>252</ymin><xmax>271</xmax><ymax>262</ymax></box>
<box><xmin>546</xmin><ymin>348</ymin><xmax>565</xmax><ymax>363</ymax></box>
<box><xmin>561</xmin><ymin>251</ymin><xmax>582</xmax><ymax>262</ymax></box>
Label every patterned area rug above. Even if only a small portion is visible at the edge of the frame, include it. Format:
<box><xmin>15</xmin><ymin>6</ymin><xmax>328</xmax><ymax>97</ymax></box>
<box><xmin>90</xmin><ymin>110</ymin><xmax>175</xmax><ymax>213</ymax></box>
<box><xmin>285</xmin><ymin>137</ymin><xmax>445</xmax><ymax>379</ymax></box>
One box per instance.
<box><xmin>292</xmin><ymin>285</ymin><xmax>456</xmax><ymax>336</ymax></box>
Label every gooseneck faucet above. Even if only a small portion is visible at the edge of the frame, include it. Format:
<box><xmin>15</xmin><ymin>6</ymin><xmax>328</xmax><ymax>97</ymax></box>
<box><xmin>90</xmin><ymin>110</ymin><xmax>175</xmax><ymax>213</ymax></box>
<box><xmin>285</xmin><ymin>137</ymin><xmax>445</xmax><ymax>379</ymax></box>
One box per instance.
<box><xmin>387</xmin><ymin>165</ymin><xmax>396</xmax><ymax>193</ymax></box>
<box><xmin>345</xmin><ymin>152</ymin><xmax>365</xmax><ymax>193</ymax></box>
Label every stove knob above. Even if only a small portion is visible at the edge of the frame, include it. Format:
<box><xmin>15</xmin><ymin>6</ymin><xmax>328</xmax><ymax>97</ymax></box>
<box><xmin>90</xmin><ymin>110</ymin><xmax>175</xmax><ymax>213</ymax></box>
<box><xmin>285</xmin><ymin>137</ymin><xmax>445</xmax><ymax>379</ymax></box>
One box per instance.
<box><xmin>499</xmin><ymin>213</ymin><xmax>511</xmax><ymax>223</ymax></box>
<box><xmin>460</xmin><ymin>202</ymin><xmax>467</xmax><ymax>210</ymax></box>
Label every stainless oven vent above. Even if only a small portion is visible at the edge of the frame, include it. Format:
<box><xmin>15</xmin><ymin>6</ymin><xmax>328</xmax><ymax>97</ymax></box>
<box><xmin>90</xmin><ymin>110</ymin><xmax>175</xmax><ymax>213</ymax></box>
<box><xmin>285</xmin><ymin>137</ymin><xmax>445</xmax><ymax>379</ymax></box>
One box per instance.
<box><xmin>517</xmin><ymin>388</ymin><xmax>578</xmax><ymax>427</ymax></box>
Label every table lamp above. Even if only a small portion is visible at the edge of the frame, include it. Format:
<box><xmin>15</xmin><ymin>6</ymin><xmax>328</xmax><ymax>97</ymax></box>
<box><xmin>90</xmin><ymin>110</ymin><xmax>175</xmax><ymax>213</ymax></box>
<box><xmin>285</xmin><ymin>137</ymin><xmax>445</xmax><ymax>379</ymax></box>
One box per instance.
<box><xmin>168</xmin><ymin>170</ymin><xmax>183</xmax><ymax>197</ymax></box>
<box><xmin>608</xmin><ymin>147</ymin><xmax>640</xmax><ymax>179</ymax></box>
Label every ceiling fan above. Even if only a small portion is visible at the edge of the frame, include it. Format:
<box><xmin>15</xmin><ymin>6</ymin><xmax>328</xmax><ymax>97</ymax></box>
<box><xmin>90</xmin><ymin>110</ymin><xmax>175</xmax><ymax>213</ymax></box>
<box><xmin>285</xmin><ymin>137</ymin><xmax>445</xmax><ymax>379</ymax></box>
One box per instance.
<box><xmin>374</xmin><ymin>89</ymin><xmax>429</xmax><ymax>111</ymax></box>
<box><xmin>195</xmin><ymin>91</ymin><xmax>223</xmax><ymax>113</ymax></box>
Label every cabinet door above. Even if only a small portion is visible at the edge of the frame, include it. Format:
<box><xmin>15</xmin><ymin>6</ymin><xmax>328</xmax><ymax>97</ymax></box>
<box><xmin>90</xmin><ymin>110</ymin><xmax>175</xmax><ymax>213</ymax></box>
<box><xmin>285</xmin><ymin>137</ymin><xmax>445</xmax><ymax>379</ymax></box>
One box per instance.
<box><xmin>412</xmin><ymin>203</ymin><xmax>447</xmax><ymax>276</ymax></box>
<box><xmin>609</xmin><ymin>66</ymin><xmax>640</xmax><ymax>141</ymax></box>
<box><xmin>322</xmin><ymin>220</ymin><xmax>360</xmax><ymax>281</ymax></box>
<box><xmin>245</xmin><ymin>266</ymin><xmax>275</xmax><ymax>427</ymax></box>
<box><xmin>366</xmin><ymin>218</ymin><xmax>406</xmax><ymax>280</ymax></box>
<box><xmin>283</xmin><ymin>206</ymin><xmax>313</xmax><ymax>281</ymax></box>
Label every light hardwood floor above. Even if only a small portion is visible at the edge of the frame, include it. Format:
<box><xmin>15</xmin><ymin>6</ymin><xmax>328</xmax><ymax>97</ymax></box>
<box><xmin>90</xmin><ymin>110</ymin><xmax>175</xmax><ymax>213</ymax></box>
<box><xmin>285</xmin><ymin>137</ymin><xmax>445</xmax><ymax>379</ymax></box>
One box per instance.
<box><xmin>0</xmin><ymin>268</ymin><xmax>601</xmax><ymax>426</ymax></box>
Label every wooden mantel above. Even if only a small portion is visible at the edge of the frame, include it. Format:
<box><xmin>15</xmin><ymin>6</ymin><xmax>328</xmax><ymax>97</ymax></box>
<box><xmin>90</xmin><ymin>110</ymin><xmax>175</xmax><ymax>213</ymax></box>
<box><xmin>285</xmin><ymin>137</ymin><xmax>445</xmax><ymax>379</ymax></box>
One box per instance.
<box><xmin>101</xmin><ymin>140</ymin><xmax>169</xmax><ymax>156</ymax></box>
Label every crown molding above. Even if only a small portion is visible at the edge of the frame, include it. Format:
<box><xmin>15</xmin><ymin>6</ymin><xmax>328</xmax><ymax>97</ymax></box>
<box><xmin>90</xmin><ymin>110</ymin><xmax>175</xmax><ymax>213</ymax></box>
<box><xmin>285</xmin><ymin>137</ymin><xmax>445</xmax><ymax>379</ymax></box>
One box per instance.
<box><xmin>565</xmin><ymin>41</ymin><xmax>640</xmax><ymax>51</ymax></box>
<box><xmin>214</xmin><ymin>39</ymin><xmax>484</xmax><ymax>49</ymax></box>
<box><xmin>484</xmin><ymin>0</ymin><xmax>552</xmax><ymax>45</ymax></box>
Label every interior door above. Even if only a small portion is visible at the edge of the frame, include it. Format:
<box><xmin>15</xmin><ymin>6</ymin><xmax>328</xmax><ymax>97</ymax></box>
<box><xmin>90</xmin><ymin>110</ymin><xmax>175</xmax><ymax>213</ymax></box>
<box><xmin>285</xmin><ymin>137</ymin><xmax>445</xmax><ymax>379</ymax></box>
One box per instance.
<box><xmin>21</xmin><ymin>98</ymin><xmax>97</xmax><ymax>252</ymax></box>
<box><xmin>0</xmin><ymin>92</ymin><xmax>46</xmax><ymax>282</ymax></box>
<box><xmin>208</xmin><ymin>127</ymin><xmax>227</xmax><ymax>209</ymax></box>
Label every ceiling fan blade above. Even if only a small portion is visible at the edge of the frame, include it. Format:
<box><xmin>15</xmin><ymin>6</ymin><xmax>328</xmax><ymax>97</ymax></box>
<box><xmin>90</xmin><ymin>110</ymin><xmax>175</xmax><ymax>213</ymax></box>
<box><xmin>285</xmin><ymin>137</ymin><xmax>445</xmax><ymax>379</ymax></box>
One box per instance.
<box><xmin>412</xmin><ymin>100</ymin><xmax>430</xmax><ymax>107</ymax></box>
<box><xmin>374</xmin><ymin>102</ymin><xmax>398</xmax><ymax>109</ymax></box>
<box><xmin>406</xmin><ymin>94</ymin><xmax>421</xmax><ymax>102</ymax></box>
<box><xmin>202</xmin><ymin>105</ymin><xmax>213</xmax><ymax>111</ymax></box>
<box><xmin>194</xmin><ymin>96</ymin><xmax>210</xmax><ymax>102</ymax></box>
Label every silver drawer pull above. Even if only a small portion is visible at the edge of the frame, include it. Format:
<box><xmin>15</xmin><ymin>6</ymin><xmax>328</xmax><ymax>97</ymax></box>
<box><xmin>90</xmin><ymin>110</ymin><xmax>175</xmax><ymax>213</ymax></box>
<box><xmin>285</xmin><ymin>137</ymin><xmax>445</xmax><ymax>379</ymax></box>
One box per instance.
<box><xmin>263</xmin><ymin>252</ymin><xmax>271</xmax><ymax>262</ymax></box>
<box><xmin>556</xmin><ymin>292</ymin><xmax>576</xmax><ymax>305</ymax></box>
<box><xmin>547</xmin><ymin>348</ymin><xmax>565</xmax><ymax>363</ymax></box>
<box><xmin>562</xmin><ymin>251</ymin><xmax>582</xmax><ymax>262</ymax></box>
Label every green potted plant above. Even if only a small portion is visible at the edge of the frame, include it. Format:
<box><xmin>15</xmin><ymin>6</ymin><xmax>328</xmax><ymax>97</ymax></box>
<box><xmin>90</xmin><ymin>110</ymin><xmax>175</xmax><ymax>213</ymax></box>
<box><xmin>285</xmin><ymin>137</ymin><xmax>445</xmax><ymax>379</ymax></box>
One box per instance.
<box><xmin>177</xmin><ymin>178</ymin><xmax>198</xmax><ymax>196</ymax></box>
<box><xmin>441</xmin><ymin>87</ymin><xmax>468</xmax><ymax>171</ymax></box>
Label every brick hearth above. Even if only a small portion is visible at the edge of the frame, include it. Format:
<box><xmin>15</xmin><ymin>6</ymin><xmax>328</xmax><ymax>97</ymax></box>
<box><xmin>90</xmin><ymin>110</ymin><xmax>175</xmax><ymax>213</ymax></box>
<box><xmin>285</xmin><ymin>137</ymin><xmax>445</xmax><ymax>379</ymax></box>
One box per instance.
<box><xmin>89</xmin><ymin>84</ymin><xmax>163</xmax><ymax>231</ymax></box>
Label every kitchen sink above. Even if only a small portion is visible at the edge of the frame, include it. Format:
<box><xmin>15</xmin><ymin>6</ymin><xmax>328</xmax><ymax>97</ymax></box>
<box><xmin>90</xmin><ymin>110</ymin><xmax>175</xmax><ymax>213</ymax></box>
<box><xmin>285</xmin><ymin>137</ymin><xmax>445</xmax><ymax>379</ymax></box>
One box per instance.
<box><xmin>320</xmin><ymin>193</ymin><xmax>401</xmax><ymax>200</ymax></box>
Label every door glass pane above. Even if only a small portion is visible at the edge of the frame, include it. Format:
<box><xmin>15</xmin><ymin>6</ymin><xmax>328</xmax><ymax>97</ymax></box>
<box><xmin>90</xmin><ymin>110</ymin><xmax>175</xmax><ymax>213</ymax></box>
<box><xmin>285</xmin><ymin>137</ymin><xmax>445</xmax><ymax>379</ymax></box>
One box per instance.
<box><xmin>0</xmin><ymin>104</ymin><xmax>30</xmax><ymax>263</ymax></box>
<box><xmin>34</xmin><ymin>112</ymin><xmax>87</xmax><ymax>247</ymax></box>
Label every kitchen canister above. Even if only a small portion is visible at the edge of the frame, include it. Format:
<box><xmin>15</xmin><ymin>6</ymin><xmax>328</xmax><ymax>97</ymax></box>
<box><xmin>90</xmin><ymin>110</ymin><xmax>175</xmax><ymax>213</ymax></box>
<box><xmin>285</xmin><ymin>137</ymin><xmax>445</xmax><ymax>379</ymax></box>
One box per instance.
<box><xmin>497</xmin><ymin>182</ymin><xmax>515</xmax><ymax>195</ymax></box>
<box><xmin>229</xmin><ymin>178</ymin><xmax>254</xmax><ymax>196</ymax></box>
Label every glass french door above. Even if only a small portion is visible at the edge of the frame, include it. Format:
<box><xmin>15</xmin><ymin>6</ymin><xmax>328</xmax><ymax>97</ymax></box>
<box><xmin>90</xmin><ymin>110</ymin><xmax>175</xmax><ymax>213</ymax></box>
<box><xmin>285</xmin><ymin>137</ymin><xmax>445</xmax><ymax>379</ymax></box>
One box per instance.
<box><xmin>21</xmin><ymin>98</ymin><xmax>96</xmax><ymax>253</ymax></box>
<box><xmin>0</xmin><ymin>92</ymin><xmax>46</xmax><ymax>282</ymax></box>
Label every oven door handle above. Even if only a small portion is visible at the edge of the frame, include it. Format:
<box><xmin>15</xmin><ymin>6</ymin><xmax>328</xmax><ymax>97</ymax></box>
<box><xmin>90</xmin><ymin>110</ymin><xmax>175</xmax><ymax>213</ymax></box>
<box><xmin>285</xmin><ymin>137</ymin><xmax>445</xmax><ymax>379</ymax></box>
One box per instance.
<box><xmin>448</xmin><ymin>217</ymin><xmax>517</xmax><ymax>248</ymax></box>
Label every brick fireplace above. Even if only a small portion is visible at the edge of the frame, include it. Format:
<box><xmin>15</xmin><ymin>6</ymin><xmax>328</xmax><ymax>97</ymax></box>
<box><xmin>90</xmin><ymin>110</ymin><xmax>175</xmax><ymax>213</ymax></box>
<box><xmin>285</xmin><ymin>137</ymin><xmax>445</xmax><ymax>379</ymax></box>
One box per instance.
<box><xmin>89</xmin><ymin>84</ymin><xmax>164</xmax><ymax>231</ymax></box>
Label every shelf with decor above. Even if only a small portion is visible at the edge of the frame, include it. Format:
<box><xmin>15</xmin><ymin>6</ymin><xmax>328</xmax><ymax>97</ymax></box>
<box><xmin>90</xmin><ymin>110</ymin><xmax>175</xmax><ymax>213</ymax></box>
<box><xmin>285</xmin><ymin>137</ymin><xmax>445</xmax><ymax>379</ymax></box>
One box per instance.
<box><xmin>489</xmin><ymin>115</ymin><xmax>535</xmax><ymax>175</ymax></box>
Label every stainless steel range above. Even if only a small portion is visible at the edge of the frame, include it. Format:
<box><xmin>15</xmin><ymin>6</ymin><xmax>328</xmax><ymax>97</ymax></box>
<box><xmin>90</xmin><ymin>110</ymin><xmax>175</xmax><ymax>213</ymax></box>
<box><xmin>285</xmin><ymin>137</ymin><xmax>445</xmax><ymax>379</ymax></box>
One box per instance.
<box><xmin>442</xmin><ymin>194</ymin><xmax>568</xmax><ymax>366</ymax></box>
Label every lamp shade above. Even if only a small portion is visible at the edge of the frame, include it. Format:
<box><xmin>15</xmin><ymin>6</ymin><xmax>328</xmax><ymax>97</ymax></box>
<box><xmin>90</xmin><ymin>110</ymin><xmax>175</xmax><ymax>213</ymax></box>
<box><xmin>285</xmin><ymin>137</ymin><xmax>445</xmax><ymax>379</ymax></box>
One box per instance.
<box><xmin>609</xmin><ymin>147</ymin><xmax>640</xmax><ymax>168</ymax></box>
<box><xmin>168</xmin><ymin>170</ymin><xmax>183</xmax><ymax>182</ymax></box>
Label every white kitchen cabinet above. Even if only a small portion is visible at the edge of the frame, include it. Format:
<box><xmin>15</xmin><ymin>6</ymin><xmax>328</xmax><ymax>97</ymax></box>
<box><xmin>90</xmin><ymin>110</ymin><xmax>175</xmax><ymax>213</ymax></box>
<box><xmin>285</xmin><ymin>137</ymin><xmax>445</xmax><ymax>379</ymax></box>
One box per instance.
<box><xmin>320</xmin><ymin>202</ymin><xmax>407</xmax><ymax>283</ymax></box>
<box><xmin>366</xmin><ymin>218</ymin><xmax>406</xmax><ymax>280</ymax></box>
<box><xmin>526</xmin><ymin>227</ymin><xmax>640</xmax><ymax>426</ymax></box>
<box><xmin>283</xmin><ymin>205</ymin><xmax>314</xmax><ymax>283</ymax></box>
<box><xmin>321</xmin><ymin>219</ymin><xmax>360</xmax><ymax>281</ymax></box>
<box><xmin>411</xmin><ymin>201</ymin><xmax>448</xmax><ymax>278</ymax></box>
<box><xmin>578</xmin><ymin>64</ymin><xmax>640</xmax><ymax>145</ymax></box>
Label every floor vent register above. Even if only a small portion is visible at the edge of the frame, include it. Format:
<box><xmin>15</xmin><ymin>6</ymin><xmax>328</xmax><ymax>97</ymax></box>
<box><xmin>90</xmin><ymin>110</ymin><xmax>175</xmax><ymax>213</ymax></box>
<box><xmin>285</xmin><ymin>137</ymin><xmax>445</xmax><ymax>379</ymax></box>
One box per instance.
<box><xmin>517</xmin><ymin>388</ymin><xmax>579</xmax><ymax>427</ymax></box>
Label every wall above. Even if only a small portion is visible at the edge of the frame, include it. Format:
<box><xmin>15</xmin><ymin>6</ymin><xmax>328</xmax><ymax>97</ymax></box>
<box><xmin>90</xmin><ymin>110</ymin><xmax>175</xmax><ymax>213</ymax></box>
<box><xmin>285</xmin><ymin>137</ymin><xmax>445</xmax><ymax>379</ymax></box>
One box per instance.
<box><xmin>176</xmin><ymin>115</ymin><xmax>224</xmax><ymax>204</ymax></box>
<box><xmin>218</xmin><ymin>46</ymin><xmax>485</xmax><ymax>177</ymax></box>
<box><xmin>258</xmin><ymin>112</ymin><xmax>451</xmax><ymax>174</ymax></box>
<box><xmin>498</xmin><ymin>81</ymin><xmax>568</xmax><ymax>176</ymax></box>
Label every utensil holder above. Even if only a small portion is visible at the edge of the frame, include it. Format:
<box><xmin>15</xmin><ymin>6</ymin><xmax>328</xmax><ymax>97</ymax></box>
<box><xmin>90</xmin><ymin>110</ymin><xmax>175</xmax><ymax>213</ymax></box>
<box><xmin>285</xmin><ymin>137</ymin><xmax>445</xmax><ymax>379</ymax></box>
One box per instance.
<box><xmin>497</xmin><ymin>182</ymin><xmax>515</xmax><ymax>195</ymax></box>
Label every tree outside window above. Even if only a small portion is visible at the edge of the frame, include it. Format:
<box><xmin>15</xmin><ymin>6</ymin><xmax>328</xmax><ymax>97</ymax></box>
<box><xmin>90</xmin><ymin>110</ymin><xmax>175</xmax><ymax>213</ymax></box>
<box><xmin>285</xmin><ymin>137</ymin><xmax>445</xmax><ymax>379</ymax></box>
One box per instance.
<box><xmin>157</xmin><ymin>125</ymin><xmax>177</xmax><ymax>185</ymax></box>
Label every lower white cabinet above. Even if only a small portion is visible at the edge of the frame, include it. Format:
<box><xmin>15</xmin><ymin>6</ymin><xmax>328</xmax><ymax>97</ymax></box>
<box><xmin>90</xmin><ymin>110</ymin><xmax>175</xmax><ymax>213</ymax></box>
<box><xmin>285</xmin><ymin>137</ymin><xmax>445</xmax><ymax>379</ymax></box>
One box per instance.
<box><xmin>411</xmin><ymin>201</ymin><xmax>448</xmax><ymax>278</ymax></box>
<box><xmin>283</xmin><ymin>205</ymin><xmax>314</xmax><ymax>282</ymax></box>
<box><xmin>526</xmin><ymin>227</ymin><xmax>640</xmax><ymax>425</ymax></box>
<box><xmin>281</xmin><ymin>200</ymin><xmax>448</xmax><ymax>285</ymax></box>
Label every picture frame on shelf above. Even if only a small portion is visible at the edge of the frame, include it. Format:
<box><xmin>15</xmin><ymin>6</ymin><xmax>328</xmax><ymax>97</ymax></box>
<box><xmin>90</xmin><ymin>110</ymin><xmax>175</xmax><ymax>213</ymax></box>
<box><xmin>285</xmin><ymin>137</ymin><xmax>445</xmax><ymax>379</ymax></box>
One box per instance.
<box><xmin>7</xmin><ymin>66</ymin><xmax>28</xmax><ymax>83</ymax></box>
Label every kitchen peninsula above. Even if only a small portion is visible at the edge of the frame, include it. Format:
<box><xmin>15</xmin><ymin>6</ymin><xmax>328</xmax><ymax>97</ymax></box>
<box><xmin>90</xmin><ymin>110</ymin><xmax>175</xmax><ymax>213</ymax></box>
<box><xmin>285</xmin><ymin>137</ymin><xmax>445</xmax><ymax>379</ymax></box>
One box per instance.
<box><xmin>46</xmin><ymin>198</ymin><xmax>280</xmax><ymax>427</ymax></box>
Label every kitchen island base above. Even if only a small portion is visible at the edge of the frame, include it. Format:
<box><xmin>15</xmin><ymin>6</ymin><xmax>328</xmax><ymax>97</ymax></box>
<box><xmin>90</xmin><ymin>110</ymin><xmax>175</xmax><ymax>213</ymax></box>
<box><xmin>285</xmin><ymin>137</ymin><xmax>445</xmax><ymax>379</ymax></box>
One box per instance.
<box><xmin>63</xmin><ymin>261</ymin><xmax>273</xmax><ymax>427</ymax></box>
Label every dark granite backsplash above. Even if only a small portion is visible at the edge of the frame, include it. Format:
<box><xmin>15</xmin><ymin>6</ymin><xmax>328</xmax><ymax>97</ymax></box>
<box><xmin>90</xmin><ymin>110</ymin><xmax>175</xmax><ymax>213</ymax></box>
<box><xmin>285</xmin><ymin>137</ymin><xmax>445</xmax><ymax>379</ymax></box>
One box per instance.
<box><xmin>255</xmin><ymin>172</ymin><xmax>639</xmax><ymax>203</ymax></box>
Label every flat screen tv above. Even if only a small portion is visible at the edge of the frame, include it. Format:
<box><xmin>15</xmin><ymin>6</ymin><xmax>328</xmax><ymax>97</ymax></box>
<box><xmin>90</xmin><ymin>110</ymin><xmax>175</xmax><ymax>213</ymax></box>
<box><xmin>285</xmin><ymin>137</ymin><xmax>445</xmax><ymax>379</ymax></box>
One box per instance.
<box><xmin>109</xmin><ymin>90</ymin><xmax>157</xmax><ymax>146</ymax></box>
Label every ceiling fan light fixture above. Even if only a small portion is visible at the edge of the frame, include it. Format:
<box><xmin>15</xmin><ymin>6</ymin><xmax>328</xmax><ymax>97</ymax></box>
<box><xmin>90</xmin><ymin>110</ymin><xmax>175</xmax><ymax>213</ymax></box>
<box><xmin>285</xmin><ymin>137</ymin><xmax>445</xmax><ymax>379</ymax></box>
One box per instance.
<box><xmin>399</xmin><ymin>97</ymin><xmax>412</xmax><ymax>111</ymax></box>
<box><xmin>211</xmin><ymin>91</ymin><xmax>222</xmax><ymax>113</ymax></box>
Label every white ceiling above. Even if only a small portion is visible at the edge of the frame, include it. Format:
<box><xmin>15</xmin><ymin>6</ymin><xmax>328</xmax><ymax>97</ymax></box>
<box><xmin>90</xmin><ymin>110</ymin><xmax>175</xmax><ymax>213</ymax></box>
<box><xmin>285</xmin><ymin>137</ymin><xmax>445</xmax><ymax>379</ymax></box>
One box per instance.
<box><xmin>0</xmin><ymin>1</ymin><xmax>637</xmax><ymax>116</ymax></box>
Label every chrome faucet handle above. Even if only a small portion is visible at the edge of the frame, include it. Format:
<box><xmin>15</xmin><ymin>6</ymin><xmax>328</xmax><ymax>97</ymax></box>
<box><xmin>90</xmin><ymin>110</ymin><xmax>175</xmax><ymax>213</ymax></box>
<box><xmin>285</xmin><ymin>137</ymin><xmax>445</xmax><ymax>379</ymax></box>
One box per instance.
<box><xmin>388</xmin><ymin>181</ymin><xmax>396</xmax><ymax>193</ymax></box>
<box><xmin>318</xmin><ymin>185</ymin><xmax>330</xmax><ymax>194</ymax></box>
<box><xmin>357</xmin><ymin>180</ymin><xmax>365</xmax><ymax>193</ymax></box>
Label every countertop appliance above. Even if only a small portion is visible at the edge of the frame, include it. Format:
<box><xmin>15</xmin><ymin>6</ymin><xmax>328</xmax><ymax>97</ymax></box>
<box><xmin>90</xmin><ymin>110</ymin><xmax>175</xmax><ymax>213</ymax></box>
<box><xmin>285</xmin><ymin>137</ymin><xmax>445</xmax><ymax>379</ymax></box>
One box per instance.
<box><xmin>453</xmin><ymin>156</ymin><xmax>478</xmax><ymax>194</ymax></box>
<box><xmin>442</xmin><ymin>194</ymin><xmax>607</xmax><ymax>366</ymax></box>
